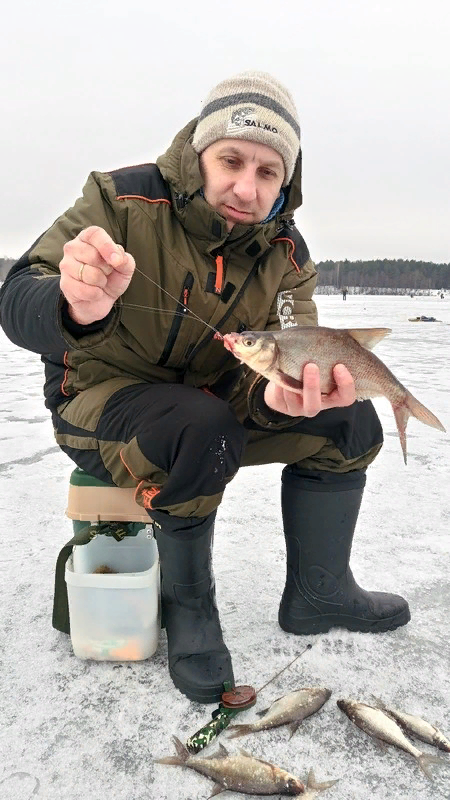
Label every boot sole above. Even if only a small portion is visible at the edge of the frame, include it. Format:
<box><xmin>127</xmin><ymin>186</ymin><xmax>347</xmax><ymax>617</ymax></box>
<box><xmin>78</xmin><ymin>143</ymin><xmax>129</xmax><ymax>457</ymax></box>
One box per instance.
<box><xmin>279</xmin><ymin>605</ymin><xmax>411</xmax><ymax>635</ymax></box>
<box><xmin>169</xmin><ymin>668</ymin><xmax>228</xmax><ymax>704</ymax></box>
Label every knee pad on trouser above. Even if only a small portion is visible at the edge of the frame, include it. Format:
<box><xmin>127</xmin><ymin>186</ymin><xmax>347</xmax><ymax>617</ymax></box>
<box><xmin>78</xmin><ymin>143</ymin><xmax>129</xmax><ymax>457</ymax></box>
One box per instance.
<box><xmin>124</xmin><ymin>387</ymin><xmax>248</xmax><ymax>518</ymax></box>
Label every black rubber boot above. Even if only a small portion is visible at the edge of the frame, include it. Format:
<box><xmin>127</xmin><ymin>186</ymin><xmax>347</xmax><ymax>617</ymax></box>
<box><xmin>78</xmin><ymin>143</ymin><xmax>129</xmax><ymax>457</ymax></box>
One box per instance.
<box><xmin>153</xmin><ymin>511</ymin><xmax>234</xmax><ymax>704</ymax></box>
<box><xmin>278</xmin><ymin>467</ymin><xmax>411</xmax><ymax>635</ymax></box>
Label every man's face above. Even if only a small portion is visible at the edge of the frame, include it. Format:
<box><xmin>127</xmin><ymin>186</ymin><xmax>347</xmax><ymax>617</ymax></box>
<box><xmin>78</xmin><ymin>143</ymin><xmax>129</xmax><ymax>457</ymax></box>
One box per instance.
<box><xmin>199</xmin><ymin>139</ymin><xmax>285</xmax><ymax>231</ymax></box>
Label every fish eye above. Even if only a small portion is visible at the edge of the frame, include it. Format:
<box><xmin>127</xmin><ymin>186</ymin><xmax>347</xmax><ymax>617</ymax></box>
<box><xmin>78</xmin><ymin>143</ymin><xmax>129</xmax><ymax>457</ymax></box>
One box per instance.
<box><xmin>241</xmin><ymin>333</ymin><xmax>256</xmax><ymax>347</ymax></box>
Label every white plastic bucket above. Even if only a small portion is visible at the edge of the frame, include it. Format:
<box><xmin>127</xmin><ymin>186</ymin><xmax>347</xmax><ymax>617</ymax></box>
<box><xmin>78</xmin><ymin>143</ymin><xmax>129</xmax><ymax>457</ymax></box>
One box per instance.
<box><xmin>65</xmin><ymin>530</ymin><xmax>160</xmax><ymax>661</ymax></box>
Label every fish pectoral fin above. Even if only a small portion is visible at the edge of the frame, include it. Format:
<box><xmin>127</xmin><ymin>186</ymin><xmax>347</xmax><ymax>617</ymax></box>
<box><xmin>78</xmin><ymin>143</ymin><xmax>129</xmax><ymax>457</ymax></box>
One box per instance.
<box><xmin>238</xmin><ymin>748</ymin><xmax>254</xmax><ymax>759</ymax></box>
<box><xmin>288</xmin><ymin>720</ymin><xmax>302</xmax><ymax>739</ymax></box>
<box><xmin>346</xmin><ymin>328</ymin><xmax>391</xmax><ymax>350</ymax></box>
<box><xmin>275</xmin><ymin>370</ymin><xmax>303</xmax><ymax>393</ymax></box>
<box><xmin>208</xmin><ymin>783</ymin><xmax>226</xmax><ymax>798</ymax></box>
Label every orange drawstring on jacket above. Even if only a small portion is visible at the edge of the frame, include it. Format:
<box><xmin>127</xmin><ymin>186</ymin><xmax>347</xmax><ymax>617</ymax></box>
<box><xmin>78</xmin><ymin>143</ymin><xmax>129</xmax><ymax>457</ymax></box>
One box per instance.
<box><xmin>214</xmin><ymin>255</ymin><xmax>224</xmax><ymax>295</ymax></box>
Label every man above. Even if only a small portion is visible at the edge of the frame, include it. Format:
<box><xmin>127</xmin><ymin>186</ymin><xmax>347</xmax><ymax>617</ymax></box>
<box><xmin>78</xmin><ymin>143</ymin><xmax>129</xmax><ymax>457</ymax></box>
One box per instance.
<box><xmin>0</xmin><ymin>72</ymin><xmax>410</xmax><ymax>704</ymax></box>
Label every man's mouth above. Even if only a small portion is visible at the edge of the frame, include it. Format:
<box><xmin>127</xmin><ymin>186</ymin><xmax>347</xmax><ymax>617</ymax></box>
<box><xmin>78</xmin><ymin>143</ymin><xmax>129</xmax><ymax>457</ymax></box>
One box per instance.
<box><xmin>224</xmin><ymin>205</ymin><xmax>252</xmax><ymax>220</ymax></box>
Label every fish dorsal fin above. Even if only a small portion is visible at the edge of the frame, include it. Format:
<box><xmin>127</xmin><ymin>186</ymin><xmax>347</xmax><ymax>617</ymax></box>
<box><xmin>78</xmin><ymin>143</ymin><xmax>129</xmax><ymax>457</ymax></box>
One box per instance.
<box><xmin>346</xmin><ymin>328</ymin><xmax>391</xmax><ymax>350</ymax></box>
<box><xmin>255</xmin><ymin>707</ymin><xmax>269</xmax><ymax>717</ymax></box>
<box><xmin>239</xmin><ymin>748</ymin><xmax>254</xmax><ymax>759</ymax></box>
<box><xmin>373</xmin><ymin>696</ymin><xmax>388</xmax><ymax>712</ymax></box>
<box><xmin>216</xmin><ymin>743</ymin><xmax>229</xmax><ymax>758</ymax></box>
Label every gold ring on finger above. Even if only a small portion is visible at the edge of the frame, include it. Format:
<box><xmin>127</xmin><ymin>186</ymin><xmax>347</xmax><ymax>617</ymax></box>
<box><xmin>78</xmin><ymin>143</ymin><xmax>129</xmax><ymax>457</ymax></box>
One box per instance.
<box><xmin>78</xmin><ymin>263</ymin><xmax>87</xmax><ymax>282</ymax></box>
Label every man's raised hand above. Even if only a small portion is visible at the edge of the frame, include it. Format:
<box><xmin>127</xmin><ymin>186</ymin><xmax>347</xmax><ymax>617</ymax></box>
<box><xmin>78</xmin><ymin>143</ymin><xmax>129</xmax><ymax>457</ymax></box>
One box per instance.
<box><xmin>59</xmin><ymin>226</ymin><xmax>135</xmax><ymax>325</ymax></box>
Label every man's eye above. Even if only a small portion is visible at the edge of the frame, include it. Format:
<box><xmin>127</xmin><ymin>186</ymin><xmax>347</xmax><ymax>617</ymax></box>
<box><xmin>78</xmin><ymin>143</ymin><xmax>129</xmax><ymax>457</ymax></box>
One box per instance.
<box><xmin>261</xmin><ymin>169</ymin><xmax>275</xmax><ymax>178</ymax></box>
<box><xmin>223</xmin><ymin>158</ymin><xmax>239</xmax><ymax>167</ymax></box>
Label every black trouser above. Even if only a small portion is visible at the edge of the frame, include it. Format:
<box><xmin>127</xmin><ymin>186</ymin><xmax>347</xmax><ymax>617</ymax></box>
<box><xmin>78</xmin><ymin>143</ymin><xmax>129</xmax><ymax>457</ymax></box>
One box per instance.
<box><xmin>53</xmin><ymin>379</ymin><xmax>384</xmax><ymax>519</ymax></box>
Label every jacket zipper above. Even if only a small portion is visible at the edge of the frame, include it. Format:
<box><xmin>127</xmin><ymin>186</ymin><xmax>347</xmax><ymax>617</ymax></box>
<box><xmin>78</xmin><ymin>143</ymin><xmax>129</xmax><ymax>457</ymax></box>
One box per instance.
<box><xmin>185</xmin><ymin>258</ymin><xmax>262</xmax><ymax>365</ymax></box>
<box><xmin>157</xmin><ymin>272</ymin><xmax>194</xmax><ymax>366</ymax></box>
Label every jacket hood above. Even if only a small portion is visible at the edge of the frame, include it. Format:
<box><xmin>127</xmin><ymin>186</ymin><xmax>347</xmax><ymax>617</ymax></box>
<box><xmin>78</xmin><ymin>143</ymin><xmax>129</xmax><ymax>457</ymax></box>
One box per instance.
<box><xmin>156</xmin><ymin>118</ymin><xmax>303</xmax><ymax>235</ymax></box>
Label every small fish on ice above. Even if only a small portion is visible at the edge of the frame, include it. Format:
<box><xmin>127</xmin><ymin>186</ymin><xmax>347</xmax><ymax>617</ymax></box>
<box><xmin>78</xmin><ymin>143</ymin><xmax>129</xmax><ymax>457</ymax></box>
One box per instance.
<box><xmin>227</xmin><ymin>687</ymin><xmax>331</xmax><ymax>740</ymax></box>
<box><xmin>337</xmin><ymin>699</ymin><xmax>446</xmax><ymax>780</ymax></box>
<box><xmin>156</xmin><ymin>735</ymin><xmax>306</xmax><ymax>795</ymax></box>
<box><xmin>374</xmin><ymin>699</ymin><xmax>450</xmax><ymax>752</ymax></box>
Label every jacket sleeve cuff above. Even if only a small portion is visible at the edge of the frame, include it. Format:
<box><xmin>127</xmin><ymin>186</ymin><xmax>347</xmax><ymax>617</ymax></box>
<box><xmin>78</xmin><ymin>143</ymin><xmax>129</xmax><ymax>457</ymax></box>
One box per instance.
<box><xmin>58</xmin><ymin>294</ymin><xmax>120</xmax><ymax>349</ymax></box>
<box><xmin>61</xmin><ymin>300</ymin><xmax>115</xmax><ymax>338</ymax></box>
<box><xmin>247</xmin><ymin>374</ymin><xmax>305</xmax><ymax>430</ymax></box>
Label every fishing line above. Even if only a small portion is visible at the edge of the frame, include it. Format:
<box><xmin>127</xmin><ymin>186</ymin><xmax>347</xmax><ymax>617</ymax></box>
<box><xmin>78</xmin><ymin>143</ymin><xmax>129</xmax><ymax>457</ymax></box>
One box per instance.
<box><xmin>121</xmin><ymin>303</ymin><xmax>201</xmax><ymax>319</ymax></box>
<box><xmin>256</xmin><ymin>643</ymin><xmax>313</xmax><ymax>695</ymax></box>
<box><xmin>133</xmin><ymin>265</ymin><xmax>222</xmax><ymax>338</ymax></box>
<box><xmin>184</xmin><ymin>643</ymin><xmax>314</xmax><ymax>753</ymax></box>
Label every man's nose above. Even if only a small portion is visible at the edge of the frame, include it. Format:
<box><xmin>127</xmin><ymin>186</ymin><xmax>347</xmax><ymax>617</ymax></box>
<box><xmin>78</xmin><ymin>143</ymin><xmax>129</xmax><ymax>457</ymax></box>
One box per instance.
<box><xmin>233</xmin><ymin>169</ymin><xmax>257</xmax><ymax>203</ymax></box>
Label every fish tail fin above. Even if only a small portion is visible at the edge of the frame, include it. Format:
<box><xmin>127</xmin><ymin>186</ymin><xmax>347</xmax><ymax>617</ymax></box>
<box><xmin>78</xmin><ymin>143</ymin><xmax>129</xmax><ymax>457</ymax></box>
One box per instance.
<box><xmin>155</xmin><ymin>755</ymin><xmax>184</xmax><ymax>766</ymax></box>
<box><xmin>393</xmin><ymin>393</ymin><xmax>446</xmax><ymax>465</ymax></box>
<box><xmin>226</xmin><ymin>724</ymin><xmax>254</xmax><ymax>739</ymax></box>
<box><xmin>406</xmin><ymin>391</ymin><xmax>446</xmax><ymax>432</ymax></box>
<box><xmin>172</xmin><ymin>735</ymin><xmax>190</xmax><ymax>760</ymax></box>
<box><xmin>417</xmin><ymin>753</ymin><xmax>446</xmax><ymax>780</ymax></box>
<box><xmin>156</xmin><ymin>735</ymin><xmax>190</xmax><ymax>766</ymax></box>
<box><xmin>306</xmin><ymin>768</ymin><xmax>339</xmax><ymax>792</ymax></box>
<box><xmin>392</xmin><ymin>405</ymin><xmax>410</xmax><ymax>464</ymax></box>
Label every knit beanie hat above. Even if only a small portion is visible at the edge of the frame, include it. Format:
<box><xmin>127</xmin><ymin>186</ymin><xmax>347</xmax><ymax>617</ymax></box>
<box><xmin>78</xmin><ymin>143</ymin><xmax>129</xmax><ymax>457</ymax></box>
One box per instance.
<box><xmin>192</xmin><ymin>71</ymin><xmax>300</xmax><ymax>186</ymax></box>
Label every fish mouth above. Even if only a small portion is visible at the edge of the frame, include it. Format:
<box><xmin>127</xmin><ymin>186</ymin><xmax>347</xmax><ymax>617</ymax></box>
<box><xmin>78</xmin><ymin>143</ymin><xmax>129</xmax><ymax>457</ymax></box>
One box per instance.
<box><xmin>222</xmin><ymin>333</ymin><xmax>239</xmax><ymax>355</ymax></box>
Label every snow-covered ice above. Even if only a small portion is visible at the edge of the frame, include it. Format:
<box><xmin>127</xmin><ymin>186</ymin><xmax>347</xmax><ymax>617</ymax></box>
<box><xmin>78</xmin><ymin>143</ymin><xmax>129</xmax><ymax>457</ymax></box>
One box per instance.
<box><xmin>0</xmin><ymin>294</ymin><xmax>449</xmax><ymax>800</ymax></box>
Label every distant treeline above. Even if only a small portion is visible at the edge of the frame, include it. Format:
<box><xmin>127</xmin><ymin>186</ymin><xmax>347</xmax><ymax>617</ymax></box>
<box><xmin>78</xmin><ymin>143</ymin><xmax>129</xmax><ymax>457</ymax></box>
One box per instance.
<box><xmin>1</xmin><ymin>256</ymin><xmax>449</xmax><ymax>290</ymax></box>
<box><xmin>316</xmin><ymin>259</ymin><xmax>450</xmax><ymax>290</ymax></box>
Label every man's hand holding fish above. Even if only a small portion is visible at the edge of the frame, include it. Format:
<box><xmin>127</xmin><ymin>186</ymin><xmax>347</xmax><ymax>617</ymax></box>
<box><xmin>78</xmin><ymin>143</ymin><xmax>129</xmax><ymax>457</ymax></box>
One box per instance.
<box><xmin>264</xmin><ymin>362</ymin><xmax>356</xmax><ymax>417</ymax></box>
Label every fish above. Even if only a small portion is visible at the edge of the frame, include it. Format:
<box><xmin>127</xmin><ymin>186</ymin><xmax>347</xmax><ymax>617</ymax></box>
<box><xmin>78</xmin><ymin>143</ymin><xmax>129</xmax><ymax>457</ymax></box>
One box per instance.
<box><xmin>337</xmin><ymin>699</ymin><xmax>445</xmax><ymax>779</ymax></box>
<box><xmin>155</xmin><ymin>735</ymin><xmax>306</xmax><ymax>795</ymax></box>
<box><xmin>227</xmin><ymin>687</ymin><xmax>332</xmax><ymax>740</ymax></box>
<box><xmin>374</xmin><ymin>699</ymin><xmax>450</xmax><ymax>752</ymax></box>
<box><xmin>223</xmin><ymin>326</ymin><xmax>446</xmax><ymax>464</ymax></box>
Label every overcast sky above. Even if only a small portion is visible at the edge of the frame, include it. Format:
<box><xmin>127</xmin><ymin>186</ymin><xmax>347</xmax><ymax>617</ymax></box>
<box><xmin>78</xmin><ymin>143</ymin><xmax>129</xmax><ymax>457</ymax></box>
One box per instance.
<box><xmin>1</xmin><ymin>0</ymin><xmax>449</xmax><ymax>264</ymax></box>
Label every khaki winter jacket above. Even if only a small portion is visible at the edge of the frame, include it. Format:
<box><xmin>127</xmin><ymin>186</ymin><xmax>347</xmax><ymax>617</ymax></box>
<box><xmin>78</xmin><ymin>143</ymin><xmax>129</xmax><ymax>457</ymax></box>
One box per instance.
<box><xmin>0</xmin><ymin>118</ymin><xmax>318</xmax><ymax>420</ymax></box>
